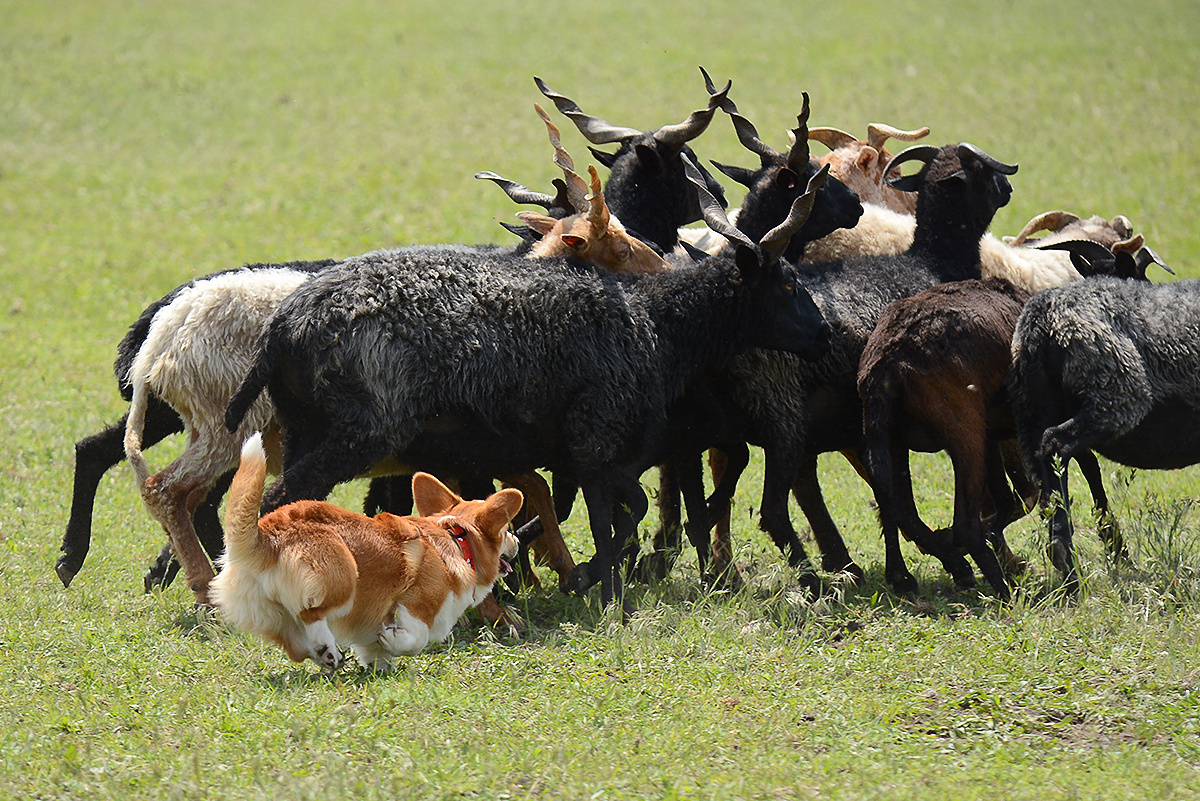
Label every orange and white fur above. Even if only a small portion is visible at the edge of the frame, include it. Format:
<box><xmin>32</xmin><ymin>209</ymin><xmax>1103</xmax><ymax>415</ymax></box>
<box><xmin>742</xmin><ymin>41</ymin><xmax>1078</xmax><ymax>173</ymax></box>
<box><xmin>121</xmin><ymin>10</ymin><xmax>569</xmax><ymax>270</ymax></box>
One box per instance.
<box><xmin>211</xmin><ymin>433</ymin><xmax>523</xmax><ymax>672</ymax></box>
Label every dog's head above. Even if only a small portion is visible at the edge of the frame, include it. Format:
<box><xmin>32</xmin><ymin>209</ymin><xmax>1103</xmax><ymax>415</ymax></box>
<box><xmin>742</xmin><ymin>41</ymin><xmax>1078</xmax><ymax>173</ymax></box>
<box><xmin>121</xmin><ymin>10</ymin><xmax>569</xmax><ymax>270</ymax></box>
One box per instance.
<box><xmin>411</xmin><ymin>473</ymin><xmax>524</xmax><ymax>587</ymax></box>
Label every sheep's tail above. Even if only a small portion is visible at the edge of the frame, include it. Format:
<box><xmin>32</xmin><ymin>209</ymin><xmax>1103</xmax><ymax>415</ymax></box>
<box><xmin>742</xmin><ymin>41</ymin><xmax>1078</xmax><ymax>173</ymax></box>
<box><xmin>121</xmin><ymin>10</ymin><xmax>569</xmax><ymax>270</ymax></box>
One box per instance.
<box><xmin>224</xmin><ymin>330</ymin><xmax>279</xmax><ymax>433</ymax></box>
<box><xmin>124</xmin><ymin>380</ymin><xmax>154</xmax><ymax>491</ymax></box>
<box><xmin>222</xmin><ymin>432</ymin><xmax>271</xmax><ymax>569</ymax></box>
<box><xmin>858</xmin><ymin>367</ymin><xmax>897</xmax><ymax>504</ymax></box>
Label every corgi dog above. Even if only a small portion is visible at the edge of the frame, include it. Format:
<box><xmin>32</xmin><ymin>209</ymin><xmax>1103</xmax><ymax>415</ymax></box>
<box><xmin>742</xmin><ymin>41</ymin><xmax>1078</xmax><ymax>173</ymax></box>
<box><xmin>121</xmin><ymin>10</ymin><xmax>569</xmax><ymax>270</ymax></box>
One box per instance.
<box><xmin>210</xmin><ymin>433</ymin><xmax>523</xmax><ymax>672</ymax></box>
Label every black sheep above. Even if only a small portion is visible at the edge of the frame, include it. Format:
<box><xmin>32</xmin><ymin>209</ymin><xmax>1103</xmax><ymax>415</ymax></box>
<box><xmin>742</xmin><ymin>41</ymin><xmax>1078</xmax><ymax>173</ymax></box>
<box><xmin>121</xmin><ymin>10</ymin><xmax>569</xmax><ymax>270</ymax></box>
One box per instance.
<box><xmin>689</xmin><ymin>143</ymin><xmax>1019</xmax><ymax>595</ymax></box>
<box><xmin>225</xmin><ymin>162</ymin><xmax>835</xmax><ymax>606</ymax></box>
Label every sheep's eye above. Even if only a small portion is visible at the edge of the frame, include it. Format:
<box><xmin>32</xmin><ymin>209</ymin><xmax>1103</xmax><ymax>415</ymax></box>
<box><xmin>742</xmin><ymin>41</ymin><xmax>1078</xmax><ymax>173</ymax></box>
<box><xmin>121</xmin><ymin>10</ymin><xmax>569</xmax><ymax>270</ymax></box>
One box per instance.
<box><xmin>784</xmin><ymin>282</ymin><xmax>795</xmax><ymax>293</ymax></box>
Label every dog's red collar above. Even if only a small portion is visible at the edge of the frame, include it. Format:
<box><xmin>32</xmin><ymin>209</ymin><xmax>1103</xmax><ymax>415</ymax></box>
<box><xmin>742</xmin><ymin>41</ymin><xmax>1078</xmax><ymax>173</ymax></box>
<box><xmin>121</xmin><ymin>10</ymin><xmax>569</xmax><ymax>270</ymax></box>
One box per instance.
<box><xmin>450</xmin><ymin>525</ymin><xmax>475</xmax><ymax>572</ymax></box>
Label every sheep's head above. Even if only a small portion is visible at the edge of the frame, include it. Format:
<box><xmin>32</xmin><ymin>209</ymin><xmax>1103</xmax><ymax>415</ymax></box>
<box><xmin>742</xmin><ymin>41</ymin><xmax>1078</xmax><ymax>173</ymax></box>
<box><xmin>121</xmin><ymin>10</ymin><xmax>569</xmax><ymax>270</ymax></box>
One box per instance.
<box><xmin>808</xmin><ymin>123</ymin><xmax>931</xmax><ymax>214</ymax></box>
<box><xmin>534</xmin><ymin>71</ymin><xmax>730</xmax><ymax>250</ymax></box>
<box><xmin>887</xmin><ymin>143</ymin><xmax>1017</xmax><ymax>247</ymax></box>
<box><xmin>684</xmin><ymin>154</ymin><xmax>831</xmax><ymax>361</ymax></box>
<box><xmin>1010</xmin><ymin>210</ymin><xmax>1173</xmax><ymax>281</ymax></box>
<box><xmin>708</xmin><ymin>88</ymin><xmax>863</xmax><ymax>262</ymax></box>
<box><xmin>510</xmin><ymin>104</ymin><xmax>667</xmax><ymax>275</ymax></box>
<box><xmin>1006</xmin><ymin>211</ymin><xmax>1140</xmax><ymax>252</ymax></box>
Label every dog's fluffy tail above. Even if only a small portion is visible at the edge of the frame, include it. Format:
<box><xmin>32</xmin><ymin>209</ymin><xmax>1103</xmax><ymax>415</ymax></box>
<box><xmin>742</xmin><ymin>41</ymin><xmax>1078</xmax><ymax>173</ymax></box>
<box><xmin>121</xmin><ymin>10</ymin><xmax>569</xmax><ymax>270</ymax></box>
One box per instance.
<box><xmin>223</xmin><ymin>432</ymin><xmax>271</xmax><ymax>569</ymax></box>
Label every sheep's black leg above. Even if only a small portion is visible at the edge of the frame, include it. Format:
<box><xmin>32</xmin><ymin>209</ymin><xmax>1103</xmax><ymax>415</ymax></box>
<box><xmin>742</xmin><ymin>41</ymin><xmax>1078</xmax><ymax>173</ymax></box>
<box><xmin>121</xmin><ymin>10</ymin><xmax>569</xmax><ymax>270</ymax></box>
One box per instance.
<box><xmin>948</xmin><ymin>438</ymin><xmax>1010</xmax><ymax>599</ymax></box>
<box><xmin>616</xmin><ymin>474</ymin><xmax>648</xmax><ymax>584</ymax></box>
<box><xmin>883</xmin><ymin>444</ymin><xmax>978</xmax><ymax>591</ymax></box>
<box><xmin>677</xmin><ymin>455</ymin><xmax>712</xmax><ymax>578</ymax></box>
<box><xmin>650</xmin><ymin>462</ymin><xmax>683</xmax><ymax>570</ymax></box>
<box><xmin>262</xmin><ymin>430</ymin><xmax>388</xmax><ymax>513</ymax></box>
<box><xmin>705</xmin><ymin>441</ymin><xmax>748</xmax><ymax>519</ymax></box>
<box><xmin>363</xmin><ymin>475</ymin><xmax>413</xmax><ymax>516</ymax></box>
<box><xmin>703</xmin><ymin>443</ymin><xmax>748</xmax><ymax>588</ymax></box>
<box><xmin>791</xmin><ymin>454</ymin><xmax>863</xmax><ymax>580</ymax></box>
<box><xmin>1075</xmin><ymin>450</ymin><xmax>1128</xmax><ymax>562</ymax></box>
<box><xmin>864</xmin><ymin>426</ymin><xmax>920</xmax><ymax>594</ymax></box>
<box><xmin>759</xmin><ymin>449</ymin><xmax>822</xmax><ymax>597</ymax></box>
<box><xmin>576</xmin><ymin>483</ymin><xmax>618</xmax><ymax>607</ymax></box>
<box><xmin>983</xmin><ymin>441</ymin><xmax>1028</xmax><ymax>578</ymax></box>
<box><xmin>1042</xmin><ymin>456</ymin><xmax>1079</xmax><ymax>591</ymax></box>
<box><xmin>552</xmin><ymin>473</ymin><xmax>577</xmax><ymax>523</ymax></box>
<box><xmin>58</xmin><ymin>400</ymin><xmax>184</xmax><ymax>588</ymax></box>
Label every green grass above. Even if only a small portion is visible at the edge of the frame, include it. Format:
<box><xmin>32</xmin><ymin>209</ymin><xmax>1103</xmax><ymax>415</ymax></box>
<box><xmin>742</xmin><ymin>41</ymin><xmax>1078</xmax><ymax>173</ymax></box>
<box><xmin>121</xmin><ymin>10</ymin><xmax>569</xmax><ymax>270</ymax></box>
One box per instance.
<box><xmin>3</xmin><ymin>0</ymin><xmax>1200</xmax><ymax>797</ymax></box>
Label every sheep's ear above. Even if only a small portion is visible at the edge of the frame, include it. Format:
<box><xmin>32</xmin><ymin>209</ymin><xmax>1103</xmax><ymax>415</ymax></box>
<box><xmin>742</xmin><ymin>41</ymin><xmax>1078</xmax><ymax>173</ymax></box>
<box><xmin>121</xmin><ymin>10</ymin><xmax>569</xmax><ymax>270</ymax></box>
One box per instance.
<box><xmin>774</xmin><ymin>166</ymin><xmax>799</xmax><ymax>192</ymax></box>
<box><xmin>1136</xmin><ymin>245</ymin><xmax>1174</xmax><ymax>276</ymax></box>
<box><xmin>499</xmin><ymin>221</ymin><xmax>539</xmax><ymax>243</ymax></box>
<box><xmin>888</xmin><ymin>173</ymin><xmax>925</xmax><ymax>192</ymax></box>
<box><xmin>856</xmin><ymin>146</ymin><xmax>879</xmax><ymax>172</ymax></box>
<box><xmin>733</xmin><ymin>244</ymin><xmax>767</xmax><ymax>284</ymax></box>
<box><xmin>710</xmin><ymin>160</ymin><xmax>757</xmax><ymax>189</ymax></box>
<box><xmin>516</xmin><ymin>211</ymin><xmax>559</xmax><ymax>237</ymax></box>
<box><xmin>412</xmin><ymin>473</ymin><xmax>462</xmax><ymax>516</ymax></box>
<box><xmin>1037</xmin><ymin>239</ymin><xmax>1117</xmax><ymax>276</ymax></box>
<box><xmin>560</xmin><ymin>234</ymin><xmax>589</xmax><ymax>254</ymax></box>
<box><xmin>634</xmin><ymin>143</ymin><xmax>664</xmax><ymax>173</ymax></box>
<box><xmin>588</xmin><ymin>147</ymin><xmax>618</xmax><ymax>169</ymax></box>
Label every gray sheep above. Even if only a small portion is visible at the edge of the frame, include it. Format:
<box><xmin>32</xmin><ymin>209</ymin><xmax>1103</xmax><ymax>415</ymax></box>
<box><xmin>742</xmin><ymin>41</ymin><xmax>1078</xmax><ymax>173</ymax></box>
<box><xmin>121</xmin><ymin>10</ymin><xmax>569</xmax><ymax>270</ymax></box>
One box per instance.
<box><xmin>1009</xmin><ymin>276</ymin><xmax>1200</xmax><ymax>590</ymax></box>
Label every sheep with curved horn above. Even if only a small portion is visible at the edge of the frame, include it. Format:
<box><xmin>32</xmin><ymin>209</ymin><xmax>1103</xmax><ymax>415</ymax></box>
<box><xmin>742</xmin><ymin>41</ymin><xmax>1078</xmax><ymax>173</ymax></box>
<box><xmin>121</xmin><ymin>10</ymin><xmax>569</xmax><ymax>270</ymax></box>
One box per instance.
<box><xmin>807</xmin><ymin>122</ymin><xmax>932</xmax><ymax>214</ymax></box>
<box><xmin>533</xmin><ymin>71</ymin><xmax>731</xmax><ymax>253</ymax></box>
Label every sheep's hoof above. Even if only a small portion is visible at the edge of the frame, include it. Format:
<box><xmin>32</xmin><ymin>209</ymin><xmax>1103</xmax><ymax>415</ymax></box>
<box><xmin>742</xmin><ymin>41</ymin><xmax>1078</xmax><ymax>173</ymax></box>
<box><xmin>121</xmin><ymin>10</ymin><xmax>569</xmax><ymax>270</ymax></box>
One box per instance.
<box><xmin>565</xmin><ymin>562</ymin><xmax>600</xmax><ymax>597</ymax></box>
<box><xmin>988</xmin><ymin>533</ymin><xmax>1028</xmax><ymax>578</ymax></box>
<box><xmin>54</xmin><ymin>554</ymin><xmax>81</xmax><ymax>589</ymax></box>
<box><xmin>704</xmin><ymin>562</ymin><xmax>745</xmax><ymax>593</ymax></box>
<box><xmin>796</xmin><ymin>569</ymin><xmax>824</xmax><ymax>600</ymax></box>
<box><xmin>143</xmin><ymin>546</ymin><xmax>179</xmax><ymax>593</ymax></box>
<box><xmin>822</xmin><ymin>554</ymin><xmax>864</xmax><ymax>583</ymax></box>
<box><xmin>887</xmin><ymin>571</ymin><xmax>920</xmax><ymax>596</ymax></box>
<box><xmin>634</xmin><ymin>550</ymin><xmax>675</xmax><ymax>584</ymax></box>
<box><xmin>1097</xmin><ymin>516</ymin><xmax>1131</xmax><ymax>565</ymax></box>
<box><xmin>951</xmin><ymin>571</ymin><xmax>977</xmax><ymax>591</ymax></box>
<box><xmin>1047</xmin><ymin>537</ymin><xmax>1075</xmax><ymax>578</ymax></box>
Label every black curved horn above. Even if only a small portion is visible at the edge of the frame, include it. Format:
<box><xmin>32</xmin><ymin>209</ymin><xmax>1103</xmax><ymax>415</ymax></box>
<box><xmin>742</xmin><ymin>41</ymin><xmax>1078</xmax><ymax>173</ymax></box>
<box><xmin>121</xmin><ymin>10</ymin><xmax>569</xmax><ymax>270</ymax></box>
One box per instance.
<box><xmin>785</xmin><ymin>93</ymin><xmax>811</xmax><ymax>173</ymax></box>
<box><xmin>475</xmin><ymin>171</ymin><xmax>557</xmax><ymax>210</ymax></box>
<box><xmin>957</xmin><ymin>142</ymin><xmax>1018</xmax><ymax>175</ymax></box>
<box><xmin>682</xmin><ymin>153</ymin><xmax>757</xmax><ymax>252</ymax></box>
<box><xmin>652</xmin><ymin>69</ymin><xmax>732</xmax><ymax>147</ymax></box>
<box><xmin>534</xmin><ymin>76</ymin><xmax>643</xmax><ymax>145</ymax></box>
<box><xmin>884</xmin><ymin>144</ymin><xmax>943</xmax><ymax>192</ymax></box>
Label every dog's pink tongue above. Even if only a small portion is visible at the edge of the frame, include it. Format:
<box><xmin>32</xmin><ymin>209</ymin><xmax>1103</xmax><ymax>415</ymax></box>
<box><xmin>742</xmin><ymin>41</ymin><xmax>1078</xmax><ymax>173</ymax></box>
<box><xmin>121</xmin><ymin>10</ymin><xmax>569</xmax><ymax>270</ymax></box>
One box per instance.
<box><xmin>500</xmin><ymin>556</ymin><xmax>514</xmax><ymax>576</ymax></box>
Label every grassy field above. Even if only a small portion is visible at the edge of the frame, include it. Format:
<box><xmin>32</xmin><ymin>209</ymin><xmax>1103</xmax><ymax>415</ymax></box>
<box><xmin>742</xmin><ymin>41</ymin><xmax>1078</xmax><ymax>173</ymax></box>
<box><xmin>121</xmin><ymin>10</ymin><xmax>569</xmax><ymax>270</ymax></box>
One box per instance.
<box><xmin>3</xmin><ymin>0</ymin><xmax>1200</xmax><ymax>798</ymax></box>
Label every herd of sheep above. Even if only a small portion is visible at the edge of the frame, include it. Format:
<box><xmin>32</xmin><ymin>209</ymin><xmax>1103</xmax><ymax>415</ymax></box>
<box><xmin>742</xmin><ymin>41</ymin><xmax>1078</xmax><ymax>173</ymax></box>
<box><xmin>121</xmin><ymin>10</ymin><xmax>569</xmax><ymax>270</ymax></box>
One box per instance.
<box><xmin>57</xmin><ymin>69</ymin><xmax>1196</xmax><ymax>624</ymax></box>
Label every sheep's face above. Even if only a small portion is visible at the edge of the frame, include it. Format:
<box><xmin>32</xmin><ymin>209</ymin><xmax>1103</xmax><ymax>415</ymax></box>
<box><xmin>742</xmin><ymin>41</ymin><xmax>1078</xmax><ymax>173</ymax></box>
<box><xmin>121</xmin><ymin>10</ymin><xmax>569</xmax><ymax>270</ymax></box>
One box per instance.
<box><xmin>914</xmin><ymin>144</ymin><xmax>1015</xmax><ymax>231</ymax></box>
<box><xmin>736</xmin><ymin>249</ymin><xmax>830</xmax><ymax>361</ymax></box>
<box><xmin>721</xmin><ymin>158</ymin><xmax>863</xmax><ymax>261</ymax></box>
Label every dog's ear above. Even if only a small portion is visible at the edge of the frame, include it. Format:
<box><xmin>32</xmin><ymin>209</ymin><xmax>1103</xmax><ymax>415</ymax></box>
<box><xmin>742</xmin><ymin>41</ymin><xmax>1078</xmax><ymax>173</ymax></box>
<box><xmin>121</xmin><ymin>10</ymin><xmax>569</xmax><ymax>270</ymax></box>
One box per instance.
<box><xmin>411</xmin><ymin>472</ymin><xmax>462</xmax><ymax>517</ymax></box>
<box><xmin>477</xmin><ymin>488</ymin><xmax>524</xmax><ymax>537</ymax></box>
